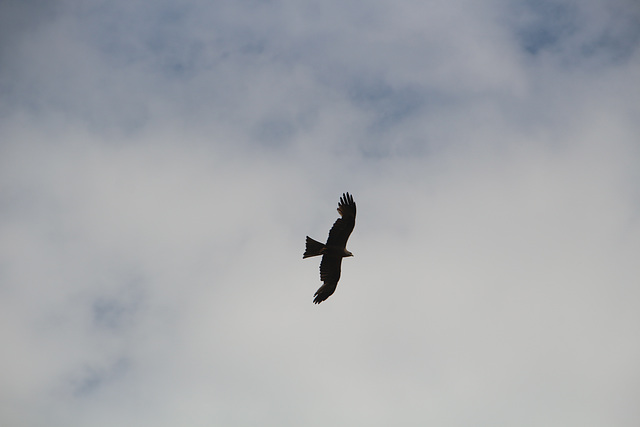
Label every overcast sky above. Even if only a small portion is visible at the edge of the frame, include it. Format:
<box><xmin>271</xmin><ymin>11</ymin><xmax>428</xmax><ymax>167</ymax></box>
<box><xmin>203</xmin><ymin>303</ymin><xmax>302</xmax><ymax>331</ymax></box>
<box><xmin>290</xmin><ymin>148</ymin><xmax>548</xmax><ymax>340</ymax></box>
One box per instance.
<box><xmin>1</xmin><ymin>0</ymin><xmax>640</xmax><ymax>426</ymax></box>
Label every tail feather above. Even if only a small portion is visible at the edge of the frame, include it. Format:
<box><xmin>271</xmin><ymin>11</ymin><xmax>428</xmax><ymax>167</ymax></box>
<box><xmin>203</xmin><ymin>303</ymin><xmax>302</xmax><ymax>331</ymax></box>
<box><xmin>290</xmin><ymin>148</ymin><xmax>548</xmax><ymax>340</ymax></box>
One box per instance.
<box><xmin>303</xmin><ymin>236</ymin><xmax>325</xmax><ymax>258</ymax></box>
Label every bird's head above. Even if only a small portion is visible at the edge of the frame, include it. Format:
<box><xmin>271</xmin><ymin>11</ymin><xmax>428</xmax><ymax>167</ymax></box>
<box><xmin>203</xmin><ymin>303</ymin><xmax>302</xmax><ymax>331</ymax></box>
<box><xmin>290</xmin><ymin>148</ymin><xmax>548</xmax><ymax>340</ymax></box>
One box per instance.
<box><xmin>344</xmin><ymin>249</ymin><xmax>354</xmax><ymax>257</ymax></box>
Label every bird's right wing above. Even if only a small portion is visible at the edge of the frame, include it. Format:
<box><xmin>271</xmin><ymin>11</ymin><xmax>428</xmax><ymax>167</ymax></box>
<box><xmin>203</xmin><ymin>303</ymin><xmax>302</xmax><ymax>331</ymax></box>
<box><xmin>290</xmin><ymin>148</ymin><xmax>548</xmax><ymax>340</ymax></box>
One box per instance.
<box><xmin>326</xmin><ymin>192</ymin><xmax>356</xmax><ymax>248</ymax></box>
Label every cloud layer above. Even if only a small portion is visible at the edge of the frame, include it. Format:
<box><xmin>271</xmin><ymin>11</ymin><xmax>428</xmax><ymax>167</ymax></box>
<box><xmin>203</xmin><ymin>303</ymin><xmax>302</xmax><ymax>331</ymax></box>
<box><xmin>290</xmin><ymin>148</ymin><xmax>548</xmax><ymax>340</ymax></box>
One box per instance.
<box><xmin>1</xmin><ymin>0</ymin><xmax>639</xmax><ymax>426</ymax></box>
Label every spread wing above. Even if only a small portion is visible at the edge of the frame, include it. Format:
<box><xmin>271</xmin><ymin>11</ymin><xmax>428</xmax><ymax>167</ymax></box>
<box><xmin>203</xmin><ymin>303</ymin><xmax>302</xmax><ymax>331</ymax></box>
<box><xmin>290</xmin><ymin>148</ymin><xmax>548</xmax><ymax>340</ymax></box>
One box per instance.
<box><xmin>314</xmin><ymin>255</ymin><xmax>342</xmax><ymax>304</ymax></box>
<box><xmin>325</xmin><ymin>192</ymin><xmax>356</xmax><ymax>248</ymax></box>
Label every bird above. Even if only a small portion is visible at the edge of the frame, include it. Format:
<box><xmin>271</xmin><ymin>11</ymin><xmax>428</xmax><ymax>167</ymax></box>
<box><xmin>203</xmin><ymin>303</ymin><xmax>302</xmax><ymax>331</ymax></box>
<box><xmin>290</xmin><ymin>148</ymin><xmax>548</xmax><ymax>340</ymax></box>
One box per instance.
<box><xmin>303</xmin><ymin>192</ymin><xmax>356</xmax><ymax>304</ymax></box>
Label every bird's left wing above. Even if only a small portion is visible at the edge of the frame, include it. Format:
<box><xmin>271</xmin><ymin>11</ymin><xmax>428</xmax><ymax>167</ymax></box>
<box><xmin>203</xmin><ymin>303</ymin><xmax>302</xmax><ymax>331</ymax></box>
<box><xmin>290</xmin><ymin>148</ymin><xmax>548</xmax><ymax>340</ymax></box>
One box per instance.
<box><xmin>314</xmin><ymin>255</ymin><xmax>342</xmax><ymax>304</ymax></box>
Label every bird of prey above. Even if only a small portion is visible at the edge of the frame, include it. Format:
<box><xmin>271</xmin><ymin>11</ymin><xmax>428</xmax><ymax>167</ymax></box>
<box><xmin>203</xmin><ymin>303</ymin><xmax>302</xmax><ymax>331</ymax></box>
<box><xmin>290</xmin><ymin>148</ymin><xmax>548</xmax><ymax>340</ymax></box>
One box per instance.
<box><xmin>303</xmin><ymin>192</ymin><xmax>356</xmax><ymax>304</ymax></box>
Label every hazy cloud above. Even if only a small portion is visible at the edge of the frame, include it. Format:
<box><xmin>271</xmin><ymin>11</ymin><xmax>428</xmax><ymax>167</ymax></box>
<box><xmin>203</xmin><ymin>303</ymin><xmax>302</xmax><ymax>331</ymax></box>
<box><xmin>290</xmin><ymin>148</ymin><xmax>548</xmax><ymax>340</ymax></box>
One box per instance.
<box><xmin>1</xmin><ymin>0</ymin><xmax>639</xmax><ymax>426</ymax></box>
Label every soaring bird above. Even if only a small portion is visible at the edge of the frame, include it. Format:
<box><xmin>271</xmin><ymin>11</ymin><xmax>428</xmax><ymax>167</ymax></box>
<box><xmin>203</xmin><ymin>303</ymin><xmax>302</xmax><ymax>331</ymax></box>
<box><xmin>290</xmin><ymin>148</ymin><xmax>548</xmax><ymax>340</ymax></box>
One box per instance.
<box><xmin>303</xmin><ymin>193</ymin><xmax>356</xmax><ymax>304</ymax></box>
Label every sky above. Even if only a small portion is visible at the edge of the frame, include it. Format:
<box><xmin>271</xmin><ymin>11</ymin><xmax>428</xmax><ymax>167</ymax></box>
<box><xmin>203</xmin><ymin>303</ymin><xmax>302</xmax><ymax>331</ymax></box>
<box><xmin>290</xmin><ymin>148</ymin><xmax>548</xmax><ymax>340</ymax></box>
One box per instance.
<box><xmin>1</xmin><ymin>0</ymin><xmax>639</xmax><ymax>426</ymax></box>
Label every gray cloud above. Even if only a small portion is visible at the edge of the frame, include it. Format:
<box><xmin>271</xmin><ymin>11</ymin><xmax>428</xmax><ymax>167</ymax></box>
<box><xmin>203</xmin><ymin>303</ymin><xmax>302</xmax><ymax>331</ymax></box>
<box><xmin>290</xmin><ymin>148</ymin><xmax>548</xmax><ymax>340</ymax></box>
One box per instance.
<box><xmin>1</xmin><ymin>0</ymin><xmax>639</xmax><ymax>426</ymax></box>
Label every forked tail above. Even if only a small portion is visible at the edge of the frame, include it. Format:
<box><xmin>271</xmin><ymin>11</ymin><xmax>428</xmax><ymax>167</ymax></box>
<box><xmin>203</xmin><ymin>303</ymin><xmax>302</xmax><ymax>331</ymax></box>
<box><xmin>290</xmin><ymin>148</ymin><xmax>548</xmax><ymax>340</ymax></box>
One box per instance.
<box><xmin>303</xmin><ymin>236</ymin><xmax>325</xmax><ymax>258</ymax></box>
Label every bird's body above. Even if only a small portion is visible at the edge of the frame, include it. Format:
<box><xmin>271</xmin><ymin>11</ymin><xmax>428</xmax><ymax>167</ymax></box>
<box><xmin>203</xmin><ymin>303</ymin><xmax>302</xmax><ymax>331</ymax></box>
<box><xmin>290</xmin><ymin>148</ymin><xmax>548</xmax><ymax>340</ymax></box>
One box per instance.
<box><xmin>304</xmin><ymin>193</ymin><xmax>356</xmax><ymax>304</ymax></box>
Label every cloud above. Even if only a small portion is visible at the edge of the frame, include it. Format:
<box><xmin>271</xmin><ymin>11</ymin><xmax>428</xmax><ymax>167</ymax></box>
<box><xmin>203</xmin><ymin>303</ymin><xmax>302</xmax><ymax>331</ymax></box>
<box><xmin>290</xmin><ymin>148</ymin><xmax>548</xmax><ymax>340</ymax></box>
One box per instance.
<box><xmin>1</xmin><ymin>0</ymin><xmax>639</xmax><ymax>426</ymax></box>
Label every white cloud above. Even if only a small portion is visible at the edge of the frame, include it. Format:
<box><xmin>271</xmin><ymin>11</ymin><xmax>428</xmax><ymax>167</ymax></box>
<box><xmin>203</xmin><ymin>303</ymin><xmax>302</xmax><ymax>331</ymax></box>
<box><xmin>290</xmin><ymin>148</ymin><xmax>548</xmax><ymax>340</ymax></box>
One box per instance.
<box><xmin>1</xmin><ymin>0</ymin><xmax>639</xmax><ymax>426</ymax></box>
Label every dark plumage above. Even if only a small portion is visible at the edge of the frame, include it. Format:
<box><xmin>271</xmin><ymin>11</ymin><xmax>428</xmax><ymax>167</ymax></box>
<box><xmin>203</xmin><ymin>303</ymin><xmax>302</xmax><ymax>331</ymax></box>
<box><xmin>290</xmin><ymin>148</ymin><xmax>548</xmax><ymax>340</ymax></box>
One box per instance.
<box><xmin>303</xmin><ymin>193</ymin><xmax>356</xmax><ymax>304</ymax></box>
